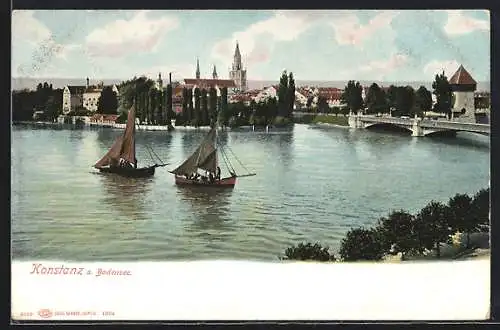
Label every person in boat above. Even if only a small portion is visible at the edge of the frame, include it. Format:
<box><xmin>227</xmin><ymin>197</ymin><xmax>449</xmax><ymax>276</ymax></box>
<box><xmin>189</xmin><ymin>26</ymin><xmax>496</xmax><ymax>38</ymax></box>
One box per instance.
<box><xmin>209</xmin><ymin>172</ymin><xmax>215</xmax><ymax>183</ymax></box>
<box><xmin>119</xmin><ymin>157</ymin><xmax>133</xmax><ymax>169</ymax></box>
<box><xmin>216</xmin><ymin>167</ymin><xmax>221</xmax><ymax>181</ymax></box>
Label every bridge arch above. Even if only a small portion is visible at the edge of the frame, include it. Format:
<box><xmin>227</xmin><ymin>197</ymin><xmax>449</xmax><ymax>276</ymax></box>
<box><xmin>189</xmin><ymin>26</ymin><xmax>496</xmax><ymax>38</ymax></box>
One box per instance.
<box><xmin>364</xmin><ymin>122</ymin><xmax>413</xmax><ymax>135</ymax></box>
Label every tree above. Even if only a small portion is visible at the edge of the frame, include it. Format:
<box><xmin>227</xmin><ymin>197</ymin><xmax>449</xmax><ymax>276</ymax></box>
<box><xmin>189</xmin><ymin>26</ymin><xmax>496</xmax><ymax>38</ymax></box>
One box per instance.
<box><xmin>282</xmin><ymin>242</ymin><xmax>335</xmax><ymax>261</ymax></box>
<box><xmin>339</xmin><ymin>227</ymin><xmax>385</xmax><ymax>261</ymax></box>
<box><xmin>447</xmin><ymin>193</ymin><xmax>475</xmax><ymax>248</ymax></box>
<box><xmin>471</xmin><ymin>188</ymin><xmax>490</xmax><ymax>232</ymax></box>
<box><xmin>365</xmin><ymin>83</ymin><xmax>388</xmax><ymax>114</ymax></box>
<box><xmin>187</xmin><ymin>88</ymin><xmax>194</xmax><ymax>125</ymax></box>
<box><xmin>415</xmin><ymin>201</ymin><xmax>452</xmax><ymax>258</ymax></box>
<box><xmin>208</xmin><ymin>87</ymin><xmax>218</xmax><ymax>127</ymax></box>
<box><xmin>375</xmin><ymin>210</ymin><xmax>421</xmax><ymax>260</ymax></box>
<box><xmin>117</xmin><ymin>76</ymin><xmax>155</xmax><ymax>114</ymax></box>
<box><xmin>219</xmin><ymin>87</ymin><xmax>229</xmax><ymax>126</ymax></box>
<box><xmin>201</xmin><ymin>89</ymin><xmax>209</xmax><ymax>126</ymax></box>
<box><xmin>341</xmin><ymin>80</ymin><xmax>363</xmax><ymax>114</ymax></box>
<box><xmin>97</xmin><ymin>86</ymin><xmax>118</xmax><ymax>114</ymax></box>
<box><xmin>432</xmin><ymin>71</ymin><xmax>452</xmax><ymax>118</ymax></box>
<box><xmin>386</xmin><ymin>85</ymin><xmax>398</xmax><ymax>115</ymax></box>
<box><xmin>317</xmin><ymin>96</ymin><xmax>329</xmax><ymax>113</ymax></box>
<box><xmin>415</xmin><ymin>86</ymin><xmax>432</xmax><ymax>117</ymax></box>
<box><xmin>278</xmin><ymin>70</ymin><xmax>289</xmax><ymax>117</ymax></box>
<box><xmin>394</xmin><ymin>86</ymin><xmax>415</xmax><ymax>117</ymax></box>
<box><xmin>193</xmin><ymin>88</ymin><xmax>201</xmax><ymax>127</ymax></box>
<box><xmin>166</xmin><ymin>84</ymin><xmax>173</xmax><ymax>126</ymax></box>
<box><xmin>287</xmin><ymin>72</ymin><xmax>296</xmax><ymax>118</ymax></box>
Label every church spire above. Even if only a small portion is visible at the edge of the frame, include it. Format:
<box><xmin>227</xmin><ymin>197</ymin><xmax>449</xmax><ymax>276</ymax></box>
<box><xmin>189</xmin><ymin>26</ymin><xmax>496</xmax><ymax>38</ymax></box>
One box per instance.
<box><xmin>233</xmin><ymin>41</ymin><xmax>242</xmax><ymax>70</ymax></box>
<box><xmin>196</xmin><ymin>58</ymin><xmax>200</xmax><ymax>79</ymax></box>
<box><xmin>212</xmin><ymin>64</ymin><xmax>218</xmax><ymax>79</ymax></box>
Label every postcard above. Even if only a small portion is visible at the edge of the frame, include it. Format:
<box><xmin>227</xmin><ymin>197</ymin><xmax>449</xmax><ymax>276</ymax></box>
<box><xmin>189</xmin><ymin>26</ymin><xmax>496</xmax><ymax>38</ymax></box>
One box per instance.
<box><xmin>11</xmin><ymin>9</ymin><xmax>490</xmax><ymax>321</ymax></box>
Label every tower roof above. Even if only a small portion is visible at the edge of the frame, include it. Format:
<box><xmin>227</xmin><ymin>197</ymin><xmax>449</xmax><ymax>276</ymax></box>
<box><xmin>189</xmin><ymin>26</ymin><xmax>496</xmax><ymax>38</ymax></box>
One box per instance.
<box><xmin>449</xmin><ymin>65</ymin><xmax>477</xmax><ymax>85</ymax></box>
<box><xmin>234</xmin><ymin>42</ymin><xmax>241</xmax><ymax>57</ymax></box>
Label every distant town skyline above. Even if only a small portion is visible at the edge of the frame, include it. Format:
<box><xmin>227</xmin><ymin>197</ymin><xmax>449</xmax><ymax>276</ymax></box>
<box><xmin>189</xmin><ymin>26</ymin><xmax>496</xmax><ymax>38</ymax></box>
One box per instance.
<box><xmin>12</xmin><ymin>10</ymin><xmax>490</xmax><ymax>82</ymax></box>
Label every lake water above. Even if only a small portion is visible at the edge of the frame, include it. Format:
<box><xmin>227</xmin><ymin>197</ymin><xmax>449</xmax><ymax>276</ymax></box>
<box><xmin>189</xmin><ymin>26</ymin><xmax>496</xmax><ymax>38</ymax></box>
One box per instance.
<box><xmin>11</xmin><ymin>124</ymin><xmax>490</xmax><ymax>261</ymax></box>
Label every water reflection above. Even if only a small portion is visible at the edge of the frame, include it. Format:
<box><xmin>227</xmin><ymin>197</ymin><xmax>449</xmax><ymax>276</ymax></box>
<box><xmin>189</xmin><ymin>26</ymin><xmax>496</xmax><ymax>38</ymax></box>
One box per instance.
<box><xmin>177</xmin><ymin>187</ymin><xmax>233</xmax><ymax>233</ymax></box>
<box><xmin>98</xmin><ymin>174</ymin><xmax>153</xmax><ymax>220</ymax></box>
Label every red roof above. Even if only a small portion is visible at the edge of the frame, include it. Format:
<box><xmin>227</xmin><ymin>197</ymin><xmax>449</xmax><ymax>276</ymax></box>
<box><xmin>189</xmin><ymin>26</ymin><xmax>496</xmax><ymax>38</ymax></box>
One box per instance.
<box><xmin>183</xmin><ymin>78</ymin><xmax>236</xmax><ymax>89</ymax></box>
<box><xmin>449</xmin><ymin>65</ymin><xmax>477</xmax><ymax>85</ymax></box>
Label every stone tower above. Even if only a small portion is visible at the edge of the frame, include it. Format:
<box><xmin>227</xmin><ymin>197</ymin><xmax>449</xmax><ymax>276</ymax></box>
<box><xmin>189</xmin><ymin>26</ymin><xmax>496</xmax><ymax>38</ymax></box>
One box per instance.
<box><xmin>449</xmin><ymin>65</ymin><xmax>477</xmax><ymax>121</ymax></box>
<box><xmin>229</xmin><ymin>42</ymin><xmax>247</xmax><ymax>91</ymax></box>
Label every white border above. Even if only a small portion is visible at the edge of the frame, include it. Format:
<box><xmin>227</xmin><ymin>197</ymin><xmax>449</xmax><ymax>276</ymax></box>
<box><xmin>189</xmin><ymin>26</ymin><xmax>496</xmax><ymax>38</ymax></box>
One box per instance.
<box><xmin>11</xmin><ymin>259</ymin><xmax>490</xmax><ymax>321</ymax></box>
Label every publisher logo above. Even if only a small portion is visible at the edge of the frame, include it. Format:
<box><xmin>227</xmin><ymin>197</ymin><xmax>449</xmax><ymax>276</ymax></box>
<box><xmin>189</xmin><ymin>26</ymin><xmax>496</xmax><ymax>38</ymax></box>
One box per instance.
<box><xmin>38</xmin><ymin>309</ymin><xmax>52</xmax><ymax>318</ymax></box>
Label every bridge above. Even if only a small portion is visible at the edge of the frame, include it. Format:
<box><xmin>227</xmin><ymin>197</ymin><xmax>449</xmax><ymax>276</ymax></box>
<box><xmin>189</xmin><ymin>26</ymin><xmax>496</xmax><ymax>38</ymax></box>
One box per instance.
<box><xmin>348</xmin><ymin>114</ymin><xmax>490</xmax><ymax>137</ymax></box>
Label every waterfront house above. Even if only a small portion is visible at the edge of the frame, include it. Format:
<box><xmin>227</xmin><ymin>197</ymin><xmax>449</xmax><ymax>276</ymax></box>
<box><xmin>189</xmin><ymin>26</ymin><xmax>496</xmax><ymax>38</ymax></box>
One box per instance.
<box><xmin>62</xmin><ymin>78</ymin><xmax>119</xmax><ymax>114</ymax></box>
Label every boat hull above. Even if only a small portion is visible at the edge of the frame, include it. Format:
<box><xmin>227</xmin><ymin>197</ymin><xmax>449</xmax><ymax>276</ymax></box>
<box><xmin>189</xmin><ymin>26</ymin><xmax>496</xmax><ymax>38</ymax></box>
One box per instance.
<box><xmin>174</xmin><ymin>175</ymin><xmax>236</xmax><ymax>188</ymax></box>
<box><xmin>98</xmin><ymin>165</ymin><xmax>156</xmax><ymax>178</ymax></box>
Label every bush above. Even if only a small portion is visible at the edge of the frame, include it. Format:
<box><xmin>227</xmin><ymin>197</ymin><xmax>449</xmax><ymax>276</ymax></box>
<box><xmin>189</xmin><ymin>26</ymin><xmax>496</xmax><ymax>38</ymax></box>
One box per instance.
<box><xmin>273</xmin><ymin>116</ymin><xmax>292</xmax><ymax>127</ymax></box>
<box><xmin>115</xmin><ymin>112</ymin><xmax>128</xmax><ymax>124</ymax></box>
<box><xmin>339</xmin><ymin>227</ymin><xmax>385</xmax><ymax>261</ymax></box>
<box><xmin>282</xmin><ymin>242</ymin><xmax>335</xmax><ymax>261</ymax></box>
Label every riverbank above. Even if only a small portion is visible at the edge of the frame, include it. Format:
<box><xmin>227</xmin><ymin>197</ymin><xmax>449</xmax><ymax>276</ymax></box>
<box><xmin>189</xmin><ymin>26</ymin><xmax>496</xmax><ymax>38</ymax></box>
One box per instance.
<box><xmin>12</xmin><ymin>120</ymin><xmax>296</xmax><ymax>132</ymax></box>
<box><xmin>293</xmin><ymin>114</ymin><xmax>349</xmax><ymax>126</ymax></box>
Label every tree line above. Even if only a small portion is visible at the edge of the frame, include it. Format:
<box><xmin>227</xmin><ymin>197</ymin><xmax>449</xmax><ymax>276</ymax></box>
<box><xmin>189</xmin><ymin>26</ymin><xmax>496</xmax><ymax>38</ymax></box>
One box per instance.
<box><xmin>12</xmin><ymin>81</ymin><xmax>120</xmax><ymax>122</ymax></box>
<box><xmin>340</xmin><ymin>72</ymin><xmax>453</xmax><ymax>118</ymax></box>
<box><xmin>12</xmin><ymin>82</ymin><xmax>62</xmax><ymax>122</ymax></box>
<box><xmin>282</xmin><ymin>187</ymin><xmax>489</xmax><ymax>262</ymax></box>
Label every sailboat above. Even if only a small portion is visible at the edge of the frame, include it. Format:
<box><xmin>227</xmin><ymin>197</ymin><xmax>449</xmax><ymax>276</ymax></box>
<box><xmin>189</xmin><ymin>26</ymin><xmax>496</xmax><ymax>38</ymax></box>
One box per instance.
<box><xmin>94</xmin><ymin>105</ymin><xmax>167</xmax><ymax>178</ymax></box>
<box><xmin>169</xmin><ymin>126</ymin><xmax>255</xmax><ymax>187</ymax></box>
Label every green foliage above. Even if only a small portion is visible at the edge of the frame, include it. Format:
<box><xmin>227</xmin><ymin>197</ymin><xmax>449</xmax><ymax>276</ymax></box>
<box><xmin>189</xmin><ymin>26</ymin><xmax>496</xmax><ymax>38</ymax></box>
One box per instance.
<box><xmin>273</xmin><ymin>116</ymin><xmax>292</xmax><ymax>126</ymax></box>
<box><xmin>447</xmin><ymin>193</ymin><xmax>475</xmax><ymax>247</ymax></box>
<box><xmin>341</xmin><ymin>80</ymin><xmax>363</xmax><ymax>114</ymax></box>
<box><xmin>278</xmin><ymin>70</ymin><xmax>289</xmax><ymax>117</ymax></box>
<box><xmin>282</xmin><ymin>242</ymin><xmax>335</xmax><ymax>261</ymax></box>
<box><xmin>208</xmin><ymin>87</ymin><xmax>218</xmax><ymax>127</ymax></box>
<box><xmin>287</xmin><ymin>72</ymin><xmax>296</xmax><ymax>118</ymax></box>
<box><xmin>166</xmin><ymin>84</ymin><xmax>173</xmax><ymax>125</ymax></box>
<box><xmin>415</xmin><ymin>86</ymin><xmax>432</xmax><ymax>116</ymax></box>
<box><xmin>472</xmin><ymin>188</ymin><xmax>490</xmax><ymax>232</ymax></box>
<box><xmin>201</xmin><ymin>89</ymin><xmax>209</xmax><ymax>126</ymax></box>
<box><xmin>218</xmin><ymin>87</ymin><xmax>229</xmax><ymax>126</ymax></box>
<box><xmin>117</xmin><ymin>76</ymin><xmax>155</xmax><ymax>117</ymax></box>
<box><xmin>375</xmin><ymin>210</ymin><xmax>421</xmax><ymax>259</ymax></box>
<box><xmin>12</xmin><ymin>90</ymin><xmax>37</xmax><ymax>121</ymax></box>
<box><xmin>339</xmin><ymin>227</ymin><xmax>385</xmax><ymax>261</ymax></box>
<box><xmin>317</xmin><ymin>96</ymin><xmax>329</xmax><ymax>113</ymax></box>
<box><xmin>432</xmin><ymin>71</ymin><xmax>452</xmax><ymax>118</ymax></box>
<box><xmin>192</xmin><ymin>88</ymin><xmax>201</xmax><ymax>127</ymax></box>
<box><xmin>365</xmin><ymin>83</ymin><xmax>388</xmax><ymax>114</ymax></box>
<box><xmin>415</xmin><ymin>201</ymin><xmax>452</xmax><ymax>258</ymax></box>
<box><xmin>394</xmin><ymin>86</ymin><xmax>415</xmax><ymax>117</ymax></box>
<box><xmin>97</xmin><ymin>86</ymin><xmax>118</xmax><ymax>115</ymax></box>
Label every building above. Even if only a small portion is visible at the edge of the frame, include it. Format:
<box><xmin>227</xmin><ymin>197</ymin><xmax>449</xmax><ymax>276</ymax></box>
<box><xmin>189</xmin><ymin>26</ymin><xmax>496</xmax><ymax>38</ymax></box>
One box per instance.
<box><xmin>228</xmin><ymin>42</ymin><xmax>247</xmax><ymax>92</ymax></box>
<box><xmin>449</xmin><ymin>65</ymin><xmax>477</xmax><ymax>120</ymax></box>
<box><xmin>62</xmin><ymin>78</ymin><xmax>119</xmax><ymax>114</ymax></box>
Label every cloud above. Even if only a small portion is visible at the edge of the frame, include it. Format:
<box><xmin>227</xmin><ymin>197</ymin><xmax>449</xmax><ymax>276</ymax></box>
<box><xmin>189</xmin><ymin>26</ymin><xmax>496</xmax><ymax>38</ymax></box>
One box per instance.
<box><xmin>12</xmin><ymin>10</ymin><xmax>81</xmax><ymax>77</ymax></box>
<box><xmin>12</xmin><ymin>10</ymin><xmax>51</xmax><ymax>44</ymax></box>
<box><xmin>423</xmin><ymin>59</ymin><xmax>460</xmax><ymax>77</ymax></box>
<box><xmin>85</xmin><ymin>10</ymin><xmax>179</xmax><ymax>58</ymax></box>
<box><xmin>359</xmin><ymin>53</ymin><xmax>409</xmax><ymax>75</ymax></box>
<box><xmin>330</xmin><ymin>11</ymin><xmax>399</xmax><ymax>46</ymax></box>
<box><xmin>444</xmin><ymin>10</ymin><xmax>489</xmax><ymax>36</ymax></box>
<box><xmin>211</xmin><ymin>11</ymin><xmax>314</xmax><ymax>67</ymax></box>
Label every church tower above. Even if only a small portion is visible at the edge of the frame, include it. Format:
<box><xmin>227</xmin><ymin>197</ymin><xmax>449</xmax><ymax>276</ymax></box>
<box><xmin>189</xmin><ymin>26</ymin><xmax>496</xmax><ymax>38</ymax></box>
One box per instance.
<box><xmin>196</xmin><ymin>58</ymin><xmax>201</xmax><ymax>80</ymax></box>
<box><xmin>229</xmin><ymin>42</ymin><xmax>247</xmax><ymax>91</ymax></box>
<box><xmin>212</xmin><ymin>65</ymin><xmax>218</xmax><ymax>79</ymax></box>
<box><xmin>156</xmin><ymin>72</ymin><xmax>163</xmax><ymax>90</ymax></box>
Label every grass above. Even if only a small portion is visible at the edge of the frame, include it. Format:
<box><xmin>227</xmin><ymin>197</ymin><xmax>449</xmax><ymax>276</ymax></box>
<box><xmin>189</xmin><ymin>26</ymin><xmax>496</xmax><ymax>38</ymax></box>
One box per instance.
<box><xmin>294</xmin><ymin>114</ymin><xmax>349</xmax><ymax>126</ymax></box>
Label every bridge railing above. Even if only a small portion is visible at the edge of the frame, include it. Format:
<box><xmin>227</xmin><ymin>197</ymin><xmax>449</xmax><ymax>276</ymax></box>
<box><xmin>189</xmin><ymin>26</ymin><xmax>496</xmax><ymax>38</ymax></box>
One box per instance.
<box><xmin>420</xmin><ymin>120</ymin><xmax>490</xmax><ymax>132</ymax></box>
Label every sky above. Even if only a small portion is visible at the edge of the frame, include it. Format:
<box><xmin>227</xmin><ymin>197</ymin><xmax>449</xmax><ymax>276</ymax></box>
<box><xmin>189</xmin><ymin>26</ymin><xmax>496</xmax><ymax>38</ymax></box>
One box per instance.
<box><xmin>11</xmin><ymin>10</ymin><xmax>490</xmax><ymax>83</ymax></box>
